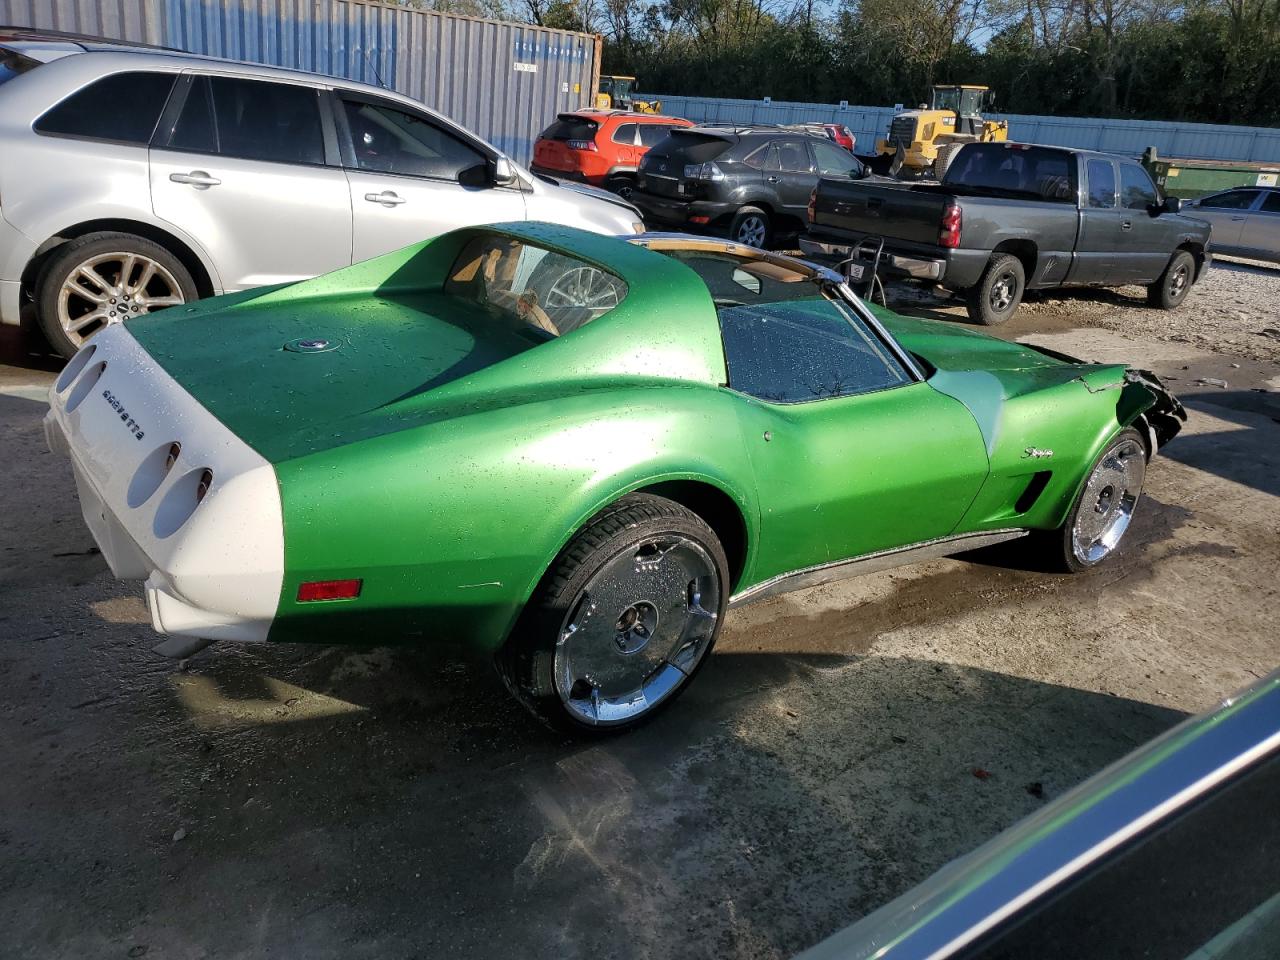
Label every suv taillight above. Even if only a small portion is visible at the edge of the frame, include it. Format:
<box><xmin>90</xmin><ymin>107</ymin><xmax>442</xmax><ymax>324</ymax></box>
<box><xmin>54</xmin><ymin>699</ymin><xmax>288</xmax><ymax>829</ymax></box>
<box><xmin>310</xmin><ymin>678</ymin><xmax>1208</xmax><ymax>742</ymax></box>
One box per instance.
<box><xmin>683</xmin><ymin>162</ymin><xmax>725</xmax><ymax>181</ymax></box>
<box><xmin>566</xmin><ymin>139</ymin><xmax>597</xmax><ymax>152</ymax></box>
<box><xmin>807</xmin><ymin>188</ymin><xmax>817</xmax><ymax>223</ymax></box>
<box><xmin>940</xmin><ymin>203</ymin><xmax>962</xmax><ymax>249</ymax></box>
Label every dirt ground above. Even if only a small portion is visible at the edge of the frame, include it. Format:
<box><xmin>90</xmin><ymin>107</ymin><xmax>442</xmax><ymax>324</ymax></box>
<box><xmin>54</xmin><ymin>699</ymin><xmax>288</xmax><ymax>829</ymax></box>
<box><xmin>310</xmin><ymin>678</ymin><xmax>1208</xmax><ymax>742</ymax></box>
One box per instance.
<box><xmin>1</xmin><ymin>260</ymin><xmax>1278</xmax><ymax>959</ymax></box>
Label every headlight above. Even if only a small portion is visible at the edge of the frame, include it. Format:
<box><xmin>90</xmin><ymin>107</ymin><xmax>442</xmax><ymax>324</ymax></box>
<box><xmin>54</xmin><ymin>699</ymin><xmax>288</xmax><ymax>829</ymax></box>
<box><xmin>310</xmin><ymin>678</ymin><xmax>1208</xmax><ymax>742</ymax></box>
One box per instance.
<box><xmin>632</xmin><ymin>221</ymin><xmax>646</xmax><ymax>234</ymax></box>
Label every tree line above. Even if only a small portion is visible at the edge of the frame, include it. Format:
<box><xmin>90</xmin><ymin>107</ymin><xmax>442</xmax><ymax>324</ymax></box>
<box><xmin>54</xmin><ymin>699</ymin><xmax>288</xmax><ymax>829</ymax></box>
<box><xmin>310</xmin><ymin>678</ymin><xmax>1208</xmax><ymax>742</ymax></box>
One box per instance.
<box><xmin>394</xmin><ymin>0</ymin><xmax>1280</xmax><ymax>126</ymax></box>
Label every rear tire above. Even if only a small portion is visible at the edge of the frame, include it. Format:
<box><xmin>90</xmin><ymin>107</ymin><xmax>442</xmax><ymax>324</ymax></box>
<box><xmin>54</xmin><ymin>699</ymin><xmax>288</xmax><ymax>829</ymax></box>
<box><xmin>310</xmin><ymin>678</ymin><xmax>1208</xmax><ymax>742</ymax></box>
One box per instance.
<box><xmin>605</xmin><ymin>175</ymin><xmax>636</xmax><ymax>201</ymax></box>
<box><xmin>36</xmin><ymin>232</ymin><xmax>196</xmax><ymax>357</ymax></box>
<box><xmin>729</xmin><ymin>206</ymin><xmax>772</xmax><ymax>249</ymax></box>
<box><xmin>964</xmin><ymin>253</ymin><xmax>1025</xmax><ymax>326</ymax></box>
<box><xmin>497</xmin><ymin>494</ymin><xmax>728</xmax><ymax>735</ymax></box>
<box><xmin>1147</xmin><ymin>249</ymin><xmax>1195</xmax><ymax>309</ymax></box>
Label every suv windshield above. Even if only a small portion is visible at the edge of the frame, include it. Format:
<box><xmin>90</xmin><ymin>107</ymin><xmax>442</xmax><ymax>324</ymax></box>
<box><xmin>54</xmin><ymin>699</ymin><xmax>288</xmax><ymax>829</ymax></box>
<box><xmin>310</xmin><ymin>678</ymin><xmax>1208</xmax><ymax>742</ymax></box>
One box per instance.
<box><xmin>0</xmin><ymin>47</ymin><xmax>39</xmax><ymax>86</ymax></box>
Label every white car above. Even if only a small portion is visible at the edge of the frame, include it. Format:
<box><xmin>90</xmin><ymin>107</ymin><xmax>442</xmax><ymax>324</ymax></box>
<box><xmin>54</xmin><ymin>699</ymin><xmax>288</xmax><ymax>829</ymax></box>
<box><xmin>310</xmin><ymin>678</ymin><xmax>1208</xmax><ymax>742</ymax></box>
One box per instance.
<box><xmin>0</xmin><ymin>29</ymin><xmax>643</xmax><ymax>355</ymax></box>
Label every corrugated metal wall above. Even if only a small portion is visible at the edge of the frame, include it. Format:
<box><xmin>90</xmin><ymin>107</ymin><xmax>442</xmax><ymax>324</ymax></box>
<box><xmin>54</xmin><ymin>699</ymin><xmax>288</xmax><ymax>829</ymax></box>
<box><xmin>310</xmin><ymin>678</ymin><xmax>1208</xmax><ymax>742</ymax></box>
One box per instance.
<box><xmin>0</xmin><ymin>0</ymin><xmax>600</xmax><ymax>163</ymax></box>
<box><xmin>656</xmin><ymin>94</ymin><xmax>1280</xmax><ymax>164</ymax></box>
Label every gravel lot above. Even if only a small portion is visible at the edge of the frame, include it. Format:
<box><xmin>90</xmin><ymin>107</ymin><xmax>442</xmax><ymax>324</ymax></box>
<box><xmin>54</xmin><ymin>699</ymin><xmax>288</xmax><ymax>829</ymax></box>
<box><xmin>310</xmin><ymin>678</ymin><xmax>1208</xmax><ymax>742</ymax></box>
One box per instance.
<box><xmin>889</xmin><ymin>255</ymin><xmax>1280</xmax><ymax>365</ymax></box>
<box><xmin>1</xmin><ymin>270</ymin><xmax>1278</xmax><ymax>958</ymax></box>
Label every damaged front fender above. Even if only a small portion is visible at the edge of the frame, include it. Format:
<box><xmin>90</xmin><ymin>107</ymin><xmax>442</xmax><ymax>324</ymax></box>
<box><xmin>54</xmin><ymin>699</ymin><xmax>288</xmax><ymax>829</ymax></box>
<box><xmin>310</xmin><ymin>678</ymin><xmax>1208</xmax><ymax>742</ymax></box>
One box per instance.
<box><xmin>1123</xmin><ymin>368</ymin><xmax>1187</xmax><ymax>453</ymax></box>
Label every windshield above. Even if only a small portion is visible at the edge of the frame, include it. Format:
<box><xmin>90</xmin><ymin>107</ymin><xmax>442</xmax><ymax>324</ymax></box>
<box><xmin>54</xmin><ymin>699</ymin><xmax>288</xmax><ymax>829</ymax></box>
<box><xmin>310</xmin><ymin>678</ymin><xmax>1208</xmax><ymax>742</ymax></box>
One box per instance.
<box><xmin>0</xmin><ymin>47</ymin><xmax>39</xmax><ymax>87</ymax></box>
<box><xmin>445</xmin><ymin>235</ymin><xmax>628</xmax><ymax>340</ymax></box>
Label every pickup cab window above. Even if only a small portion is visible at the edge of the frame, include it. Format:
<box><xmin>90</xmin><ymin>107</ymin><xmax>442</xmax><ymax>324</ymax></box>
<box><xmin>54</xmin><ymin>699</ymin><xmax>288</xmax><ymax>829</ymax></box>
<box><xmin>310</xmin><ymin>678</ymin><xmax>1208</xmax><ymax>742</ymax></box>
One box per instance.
<box><xmin>944</xmin><ymin>144</ymin><xmax>1076</xmax><ymax>202</ymax></box>
<box><xmin>1119</xmin><ymin>163</ymin><xmax>1159</xmax><ymax>210</ymax></box>
<box><xmin>1087</xmin><ymin>159</ymin><xmax>1117</xmax><ymax>208</ymax></box>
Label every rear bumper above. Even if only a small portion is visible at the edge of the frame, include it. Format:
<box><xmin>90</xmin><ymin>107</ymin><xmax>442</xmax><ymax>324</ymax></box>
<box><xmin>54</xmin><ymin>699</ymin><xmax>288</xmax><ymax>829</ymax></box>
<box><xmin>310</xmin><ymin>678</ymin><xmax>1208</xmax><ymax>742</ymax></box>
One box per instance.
<box><xmin>632</xmin><ymin>191</ymin><xmax>738</xmax><ymax>227</ymax></box>
<box><xmin>0</xmin><ymin>213</ymin><xmax>37</xmax><ymax>326</ymax></box>
<box><xmin>44</xmin><ymin>325</ymin><xmax>285</xmax><ymax>643</ymax></box>
<box><xmin>800</xmin><ymin>231</ymin><xmax>990</xmax><ymax>288</ymax></box>
<box><xmin>0</xmin><ymin>279</ymin><xmax>20</xmax><ymax>327</ymax></box>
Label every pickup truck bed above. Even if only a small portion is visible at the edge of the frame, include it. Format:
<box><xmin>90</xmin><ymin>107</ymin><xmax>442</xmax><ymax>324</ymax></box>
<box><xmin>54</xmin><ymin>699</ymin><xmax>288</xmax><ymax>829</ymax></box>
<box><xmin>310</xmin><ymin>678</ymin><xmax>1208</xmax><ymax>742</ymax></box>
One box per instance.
<box><xmin>800</xmin><ymin>143</ymin><xmax>1211</xmax><ymax>325</ymax></box>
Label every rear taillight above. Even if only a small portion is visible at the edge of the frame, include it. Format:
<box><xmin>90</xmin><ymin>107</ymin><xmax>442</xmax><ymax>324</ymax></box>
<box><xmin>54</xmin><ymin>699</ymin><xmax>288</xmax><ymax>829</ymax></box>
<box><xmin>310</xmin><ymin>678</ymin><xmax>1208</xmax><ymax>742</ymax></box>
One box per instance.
<box><xmin>298</xmin><ymin>579</ymin><xmax>363</xmax><ymax>602</ymax></box>
<box><xmin>683</xmin><ymin>162</ymin><xmax>725</xmax><ymax>182</ymax></box>
<box><xmin>566</xmin><ymin>139</ymin><xmax>597</xmax><ymax>152</ymax></box>
<box><xmin>940</xmin><ymin>203</ymin><xmax>962</xmax><ymax>249</ymax></box>
<box><xmin>807</xmin><ymin>188</ymin><xmax>817</xmax><ymax>223</ymax></box>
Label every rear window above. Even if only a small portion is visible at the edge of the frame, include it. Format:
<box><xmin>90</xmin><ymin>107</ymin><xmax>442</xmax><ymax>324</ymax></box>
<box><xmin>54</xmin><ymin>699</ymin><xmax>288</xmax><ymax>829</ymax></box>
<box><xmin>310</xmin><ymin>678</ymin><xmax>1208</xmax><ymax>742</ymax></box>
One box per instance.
<box><xmin>0</xmin><ymin>47</ymin><xmax>39</xmax><ymax>87</ymax></box>
<box><xmin>944</xmin><ymin>144</ymin><xmax>1078</xmax><ymax>202</ymax></box>
<box><xmin>35</xmin><ymin>71</ymin><xmax>176</xmax><ymax>144</ymax></box>
<box><xmin>541</xmin><ymin>115</ymin><xmax>599</xmax><ymax>142</ymax></box>
<box><xmin>445</xmin><ymin>235</ymin><xmax>628</xmax><ymax>340</ymax></box>
<box><xmin>637</xmin><ymin>123</ymin><xmax>684</xmax><ymax>147</ymax></box>
<box><xmin>648</xmin><ymin>130</ymin><xmax>731</xmax><ymax>162</ymax></box>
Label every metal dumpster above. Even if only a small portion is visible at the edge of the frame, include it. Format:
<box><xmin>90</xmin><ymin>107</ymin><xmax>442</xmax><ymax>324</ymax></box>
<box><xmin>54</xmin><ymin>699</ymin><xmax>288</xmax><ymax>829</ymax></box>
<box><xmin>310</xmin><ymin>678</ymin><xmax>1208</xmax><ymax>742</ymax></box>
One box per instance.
<box><xmin>1143</xmin><ymin>147</ymin><xmax>1280</xmax><ymax>200</ymax></box>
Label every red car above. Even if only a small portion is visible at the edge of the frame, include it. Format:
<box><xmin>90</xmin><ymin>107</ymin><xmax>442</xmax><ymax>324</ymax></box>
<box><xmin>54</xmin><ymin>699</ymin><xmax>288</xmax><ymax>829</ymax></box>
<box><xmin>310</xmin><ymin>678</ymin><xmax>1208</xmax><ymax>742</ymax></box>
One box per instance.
<box><xmin>531</xmin><ymin>110</ymin><xmax>694</xmax><ymax>200</ymax></box>
<box><xmin>783</xmin><ymin>121</ymin><xmax>857</xmax><ymax>152</ymax></box>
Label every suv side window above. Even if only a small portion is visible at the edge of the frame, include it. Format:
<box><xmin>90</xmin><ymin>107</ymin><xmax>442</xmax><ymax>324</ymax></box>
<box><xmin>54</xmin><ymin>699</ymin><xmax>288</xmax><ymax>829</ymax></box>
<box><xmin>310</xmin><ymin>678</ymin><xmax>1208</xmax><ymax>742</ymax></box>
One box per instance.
<box><xmin>637</xmin><ymin>123</ymin><xmax>679</xmax><ymax>147</ymax></box>
<box><xmin>166</xmin><ymin>75</ymin><xmax>324</xmax><ymax>165</ymax></box>
<box><xmin>811</xmin><ymin>140</ymin><xmax>863</xmax><ymax>177</ymax></box>
<box><xmin>35</xmin><ymin>72</ymin><xmax>176</xmax><ymax>145</ymax></box>
<box><xmin>777</xmin><ymin>139</ymin><xmax>813</xmax><ymax>173</ymax></box>
<box><xmin>341</xmin><ymin>98</ymin><xmax>485</xmax><ymax>182</ymax></box>
<box><xmin>745</xmin><ymin>142</ymin><xmax>780</xmax><ymax>171</ymax></box>
<box><xmin>1200</xmin><ymin>189</ymin><xmax>1259</xmax><ymax>210</ymax></box>
<box><xmin>1086</xmin><ymin>159</ymin><xmax>1117</xmax><ymax>208</ymax></box>
<box><xmin>611</xmin><ymin>122</ymin><xmax>638</xmax><ymax>146</ymax></box>
<box><xmin>1119</xmin><ymin>163</ymin><xmax>1159</xmax><ymax>210</ymax></box>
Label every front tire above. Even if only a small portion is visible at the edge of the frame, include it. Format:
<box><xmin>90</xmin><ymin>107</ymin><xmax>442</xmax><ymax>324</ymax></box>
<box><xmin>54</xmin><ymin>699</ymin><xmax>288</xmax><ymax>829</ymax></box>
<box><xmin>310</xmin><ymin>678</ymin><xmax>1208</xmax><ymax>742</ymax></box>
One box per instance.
<box><xmin>1050</xmin><ymin>428</ymin><xmax>1148</xmax><ymax>573</ymax></box>
<box><xmin>498</xmin><ymin>494</ymin><xmax>729</xmax><ymax>734</ymax></box>
<box><xmin>1147</xmin><ymin>249</ymin><xmax>1195</xmax><ymax>309</ymax></box>
<box><xmin>36</xmin><ymin>232</ymin><xmax>196</xmax><ymax>357</ymax></box>
<box><xmin>964</xmin><ymin>253</ymin><xmax>1025</xmax><ymax>325</ymax></box>
<box><xmin>729</xmin><ymin>206</ymin><xmax>772</xmax><ymax>249</ymax></box>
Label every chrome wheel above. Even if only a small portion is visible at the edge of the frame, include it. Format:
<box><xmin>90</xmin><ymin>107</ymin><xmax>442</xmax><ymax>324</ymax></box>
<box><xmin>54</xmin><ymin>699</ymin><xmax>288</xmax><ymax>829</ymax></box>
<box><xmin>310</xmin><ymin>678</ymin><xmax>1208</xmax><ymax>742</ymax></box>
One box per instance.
<box><xmin>1071</xmin><ymin>438</ymin><xmax>1146</xmax><ymax>566</ymax></box>
<box><xmin>554</xmin><ymin>534</ymin><xmax>721</xmax><ymax>726</ymax></box>
<box><xmin>544</xmin><ymin>265</ymin><xmax>624</xmax><ymax>323</ymax></box>
<box><xmin>989</xmin><ymin>271</ymin><xmax>1018</xmax><ymax>312</ymax></box>
<box><xmin>735</xmin><ymin>214</ymin><xmax>768</xmax><ymax>248</ymax></box>
<box><xmin>57</xmin><ymin>251</ymin><xmax>185</xmax><ymax>348</ymax></box>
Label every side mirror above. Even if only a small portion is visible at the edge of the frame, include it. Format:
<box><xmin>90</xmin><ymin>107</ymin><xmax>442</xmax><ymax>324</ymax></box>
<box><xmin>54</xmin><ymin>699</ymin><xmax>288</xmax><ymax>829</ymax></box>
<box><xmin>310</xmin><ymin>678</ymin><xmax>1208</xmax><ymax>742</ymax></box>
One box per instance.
<box><xmin>1161</xmin><ymin>196</ymin><xmax>1183</xmax><ymax>215</ymax></box>
<box><xmin>493</xmin><ymin>156</ymin><xmax>518</xmax><ymax>187</ymax></box>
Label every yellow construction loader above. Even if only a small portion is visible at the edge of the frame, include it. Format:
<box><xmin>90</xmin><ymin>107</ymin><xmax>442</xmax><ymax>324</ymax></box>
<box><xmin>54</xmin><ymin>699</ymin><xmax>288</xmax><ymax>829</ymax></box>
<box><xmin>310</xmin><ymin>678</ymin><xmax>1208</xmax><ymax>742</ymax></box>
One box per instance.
<box><xmin>596</xmin><ymin>75</ymin><xmax>661</xmax><ymax>114</ymax></box>
<box><xmin>875</xmin><ymin>84</ymin><xmax>1008</xmax><ymax>178</ymax></box>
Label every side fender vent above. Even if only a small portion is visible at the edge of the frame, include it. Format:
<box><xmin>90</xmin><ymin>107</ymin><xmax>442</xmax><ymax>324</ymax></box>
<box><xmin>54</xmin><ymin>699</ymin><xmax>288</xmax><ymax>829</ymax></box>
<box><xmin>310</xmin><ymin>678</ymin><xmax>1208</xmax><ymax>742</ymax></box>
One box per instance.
<box><xmin>1015</xmin><ymin>471</ymin><xmax>1053</xmax><ymax>514</ymax></box>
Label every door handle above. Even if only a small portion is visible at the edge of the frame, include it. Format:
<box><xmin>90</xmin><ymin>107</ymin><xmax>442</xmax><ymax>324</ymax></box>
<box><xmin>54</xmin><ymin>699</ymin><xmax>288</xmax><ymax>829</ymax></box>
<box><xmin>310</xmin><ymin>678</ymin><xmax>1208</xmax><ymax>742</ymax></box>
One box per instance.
<box><xmin>365</xmin><ymin>190</ymin><xmax>406</xmax><ymax>207</ymax></box>
<box><xmin>766</xmin><ymin>176</ymin><xmax>781</xmax><ymax>183</ymax></box>
<box><xmin>169</xmin><ymin>170</ymin><xmax>221</xmax><ymax>189</ymax></box>
<box><xmin>1121</xmin><ymin>219</ymin><xmax>1132</xmax><ymax>231</ymax></box>
<box><xmin>1230</xmin><ymin>215</ymin><xmax>1247</xmax><ymax>221</ymax></box>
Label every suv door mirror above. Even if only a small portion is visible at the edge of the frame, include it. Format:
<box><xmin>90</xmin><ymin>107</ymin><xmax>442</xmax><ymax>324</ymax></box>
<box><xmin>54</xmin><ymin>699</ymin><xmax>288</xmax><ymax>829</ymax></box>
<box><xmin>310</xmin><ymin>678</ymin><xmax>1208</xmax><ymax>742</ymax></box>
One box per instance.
<box><xmin>1161</xmin><ymin>195</ymin><xmax>1183</xmax><ymax>215</ymax></box>
<box><xmin>493</xmin><ymin>156</ymin><xmax>518</xmax><ymax>187</ymax></box>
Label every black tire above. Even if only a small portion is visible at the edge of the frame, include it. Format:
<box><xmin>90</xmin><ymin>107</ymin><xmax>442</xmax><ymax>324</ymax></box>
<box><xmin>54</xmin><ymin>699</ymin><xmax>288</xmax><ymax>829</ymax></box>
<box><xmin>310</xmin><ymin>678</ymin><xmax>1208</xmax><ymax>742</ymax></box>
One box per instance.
<box><xmin>729</xmin><ymin>206</ymin><xmax>772</xmax><ymax>249</ymax></box>
<box><xmin>1041</xmin><ymin>428</ymin><xmax>1148</xmax><ymax>574</ymax></box>
<box><xmin>497</xmin><ymin>493</ymin><xmax>729</xmax><ymax>735</ymax></box>
<box><xmin>36</xmin><ymin>231</ymin><xmax>198</xmax><ymax>357</ymax></box>
<box><xmin>964</xmin><ymin>253</ymin><xmax>1025</xmax><ymax>326</ymax></box>
<box><xmin>604</xmin><ymin>174</ymin><xmax>636</xmax><ymax>201</ymax></box>
<box><xmin>1147</xmin><ymin>249</ymin><xmax>1195</xmax><ymax>309</ymax></box>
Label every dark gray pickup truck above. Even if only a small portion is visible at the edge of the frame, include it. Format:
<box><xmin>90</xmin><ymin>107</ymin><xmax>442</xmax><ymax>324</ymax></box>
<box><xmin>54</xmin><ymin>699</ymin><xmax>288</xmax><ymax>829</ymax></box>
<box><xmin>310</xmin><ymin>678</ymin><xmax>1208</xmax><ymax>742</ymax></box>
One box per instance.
<box><xmin>800</xmin><ymin>142</ymin><xmax>1212</xmax><ymax>324</ymax></box>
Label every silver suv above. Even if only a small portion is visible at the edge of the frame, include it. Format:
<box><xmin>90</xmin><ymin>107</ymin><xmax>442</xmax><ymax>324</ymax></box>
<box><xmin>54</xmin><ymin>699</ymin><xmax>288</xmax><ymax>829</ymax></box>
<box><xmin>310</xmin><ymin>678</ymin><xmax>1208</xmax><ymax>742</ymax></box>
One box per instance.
<box><xmin>0</xmin><ymin>32</ymin><xmax>644</xmax><ymax>355</ymax></box>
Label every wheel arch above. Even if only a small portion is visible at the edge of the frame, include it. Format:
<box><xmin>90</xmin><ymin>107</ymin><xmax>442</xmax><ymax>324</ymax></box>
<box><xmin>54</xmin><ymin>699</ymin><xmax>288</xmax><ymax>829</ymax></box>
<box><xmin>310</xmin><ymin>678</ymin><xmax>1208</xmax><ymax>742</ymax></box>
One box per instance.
<box><xmin>990</xmin><ymin>238</ymin><xmax>1038</xmax><ymax>283</ymax></box>
<box><xmin>21</xmin><ymin>218</ymin><xmax>219</xmax><ymax>304</ymax></box>
<box><xmin>1174</xmin><ymin>240</ymin><xmax>1208</xmax><ymax>281</ymax></box>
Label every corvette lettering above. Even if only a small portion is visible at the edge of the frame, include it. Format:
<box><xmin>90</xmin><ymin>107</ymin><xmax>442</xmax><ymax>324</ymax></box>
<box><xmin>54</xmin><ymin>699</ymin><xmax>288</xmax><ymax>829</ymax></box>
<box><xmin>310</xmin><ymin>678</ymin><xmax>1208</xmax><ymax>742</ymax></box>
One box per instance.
<box><xmin>101</xmin><ymin>389</ymin><xmax>146</xmax><ymax>441</ymax></box>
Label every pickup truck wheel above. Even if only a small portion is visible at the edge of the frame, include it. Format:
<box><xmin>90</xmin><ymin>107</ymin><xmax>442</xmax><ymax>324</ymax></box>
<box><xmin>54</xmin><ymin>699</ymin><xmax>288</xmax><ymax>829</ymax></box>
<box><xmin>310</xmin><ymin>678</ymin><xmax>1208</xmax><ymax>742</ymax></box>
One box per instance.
<box><xmin>730</xmin><ymin>207</ymin><xmax>771</xmax><ymax>248</ymax></box>
<box><xmin>1147</xmin><ymin>250</ymin><xmax>1195</xmax><ymax>309</ymax></box>
<box><xmin>965</xmin><ymin>254</ymin><xmax>1024</xmax><ymax>325</ymax></box>
<box><xmin>497</xmin><ymin>493</ymin><xmax>728</xmax><ymax>735</ymax></box>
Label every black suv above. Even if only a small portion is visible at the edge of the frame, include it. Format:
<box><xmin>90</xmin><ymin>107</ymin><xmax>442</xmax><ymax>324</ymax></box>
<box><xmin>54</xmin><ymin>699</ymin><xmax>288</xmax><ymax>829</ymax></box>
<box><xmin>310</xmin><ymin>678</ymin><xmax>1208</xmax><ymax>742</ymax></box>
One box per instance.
<box><xmin>632</xmin><ymin>125</ymin><xmax>868</xmax><ymax>248</ymax></box>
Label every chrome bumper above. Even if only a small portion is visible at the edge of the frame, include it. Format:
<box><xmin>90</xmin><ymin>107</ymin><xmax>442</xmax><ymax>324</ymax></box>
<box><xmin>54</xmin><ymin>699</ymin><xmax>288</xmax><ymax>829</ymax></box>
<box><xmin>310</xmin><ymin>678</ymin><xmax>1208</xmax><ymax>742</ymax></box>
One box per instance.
<box><xmin>799</xmin><ymin>237</ymin><xmax>945</xmax><ymax>281</ymax></box>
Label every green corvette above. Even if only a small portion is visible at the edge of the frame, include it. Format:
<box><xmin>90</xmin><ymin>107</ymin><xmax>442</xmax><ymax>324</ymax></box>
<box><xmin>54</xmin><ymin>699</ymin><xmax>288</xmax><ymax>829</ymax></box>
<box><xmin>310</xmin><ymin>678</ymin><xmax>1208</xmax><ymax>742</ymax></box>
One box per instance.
<box><xmin>45</xmin><ymin>222</ymin><xmax>1184</xmax><ymax>732</ymax></box>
